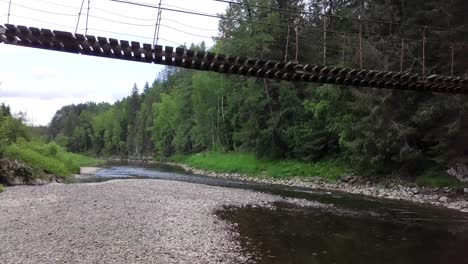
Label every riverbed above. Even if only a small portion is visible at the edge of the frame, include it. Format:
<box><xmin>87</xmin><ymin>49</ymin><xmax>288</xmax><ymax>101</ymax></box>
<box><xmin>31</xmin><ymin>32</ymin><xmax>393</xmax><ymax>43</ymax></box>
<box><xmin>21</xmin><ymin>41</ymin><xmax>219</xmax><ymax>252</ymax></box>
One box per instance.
<box><xmin>1</xmin><ymin>162</ymin><xmax>468</xmax><ymax>263</ymax></box>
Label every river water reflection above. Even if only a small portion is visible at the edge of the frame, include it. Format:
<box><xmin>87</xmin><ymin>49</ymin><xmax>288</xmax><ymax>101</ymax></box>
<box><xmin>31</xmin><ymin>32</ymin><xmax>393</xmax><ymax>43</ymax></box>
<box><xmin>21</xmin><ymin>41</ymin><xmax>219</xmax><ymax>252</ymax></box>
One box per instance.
<box><xmin>73</xmin><ymin>162</ymin><xmax>468</xmax><ymax>264</ymax></box>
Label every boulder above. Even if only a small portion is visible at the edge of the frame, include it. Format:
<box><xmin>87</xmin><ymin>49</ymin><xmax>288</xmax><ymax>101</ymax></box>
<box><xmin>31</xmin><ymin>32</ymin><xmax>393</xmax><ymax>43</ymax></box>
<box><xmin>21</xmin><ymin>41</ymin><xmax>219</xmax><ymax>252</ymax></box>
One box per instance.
<box><xmin>0</xmin><ymin>158</ymin><xmax>34</xmax><ymax>185</ymax></box>
<box><xmin>439</xmin><ymin>196</ymin><xmax>448</xmax><ymax>203</ymax></box>
<box><xmin>446</xmin><ymin>163</ymin><xmax>468</xmax><ymax>182</ymax></box>
<box><xmin>340</xmin><ymin>175</ymin><xmax>357</xmax><ymax>184</ymax></box>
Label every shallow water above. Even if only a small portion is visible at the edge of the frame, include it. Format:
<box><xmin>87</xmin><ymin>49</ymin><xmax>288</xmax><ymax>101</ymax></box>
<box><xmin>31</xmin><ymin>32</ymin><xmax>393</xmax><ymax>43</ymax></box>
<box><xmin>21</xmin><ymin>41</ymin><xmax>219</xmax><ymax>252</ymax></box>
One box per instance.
<box><xmin>74</xmin><ymin>162</ymin><xmax>468</xmax><ymax>263</ymax></box>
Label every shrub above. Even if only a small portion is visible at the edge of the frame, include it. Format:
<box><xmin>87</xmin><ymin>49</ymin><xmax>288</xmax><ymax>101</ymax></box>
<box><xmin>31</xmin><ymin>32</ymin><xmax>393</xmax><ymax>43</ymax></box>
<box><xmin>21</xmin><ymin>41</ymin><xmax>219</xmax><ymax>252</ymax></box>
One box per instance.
<box><xmin>415</xmin><ymin>170</ymin><xmax>462</xmax><ymax>188</ymax></box>
<box><xmin>172</xmin><ymin>151</ymin><xmax>351</xmax><ymax>182</ymax></box>
<box><xmin>3</xmin><ymin>140</ymin><xmax>102</xmax><ymax>178</ymax></box>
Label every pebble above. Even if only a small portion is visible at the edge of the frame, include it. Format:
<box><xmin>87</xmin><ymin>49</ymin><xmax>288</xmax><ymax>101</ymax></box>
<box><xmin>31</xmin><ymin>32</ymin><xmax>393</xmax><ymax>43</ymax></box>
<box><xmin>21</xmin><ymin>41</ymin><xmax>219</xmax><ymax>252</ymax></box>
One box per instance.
<box><xmin>0</xmin><ymin>179</ymin><xmax>302</xmax><ymax>264</ymax></box>
<box><xmin>166</xmin><ymin>162</ymin><xmax>468</xmax><ymax>214</ymax></box>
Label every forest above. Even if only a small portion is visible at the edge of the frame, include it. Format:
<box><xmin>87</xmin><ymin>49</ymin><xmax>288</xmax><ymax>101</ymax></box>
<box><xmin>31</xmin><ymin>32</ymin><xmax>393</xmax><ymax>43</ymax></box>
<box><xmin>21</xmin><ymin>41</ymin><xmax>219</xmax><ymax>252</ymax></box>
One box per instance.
<box><xmin>25</xmin><ymin>0</ymin><xmax>468</xmax><ymax>183</ymax></box>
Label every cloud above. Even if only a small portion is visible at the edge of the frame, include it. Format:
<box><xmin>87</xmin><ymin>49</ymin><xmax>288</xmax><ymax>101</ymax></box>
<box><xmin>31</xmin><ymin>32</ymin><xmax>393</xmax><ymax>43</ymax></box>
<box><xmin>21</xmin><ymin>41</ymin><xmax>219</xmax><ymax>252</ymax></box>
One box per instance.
<box><xmin>31</xmin><ymin>68</ymin><xmax>59</xmax><ymax>81</ymax></box>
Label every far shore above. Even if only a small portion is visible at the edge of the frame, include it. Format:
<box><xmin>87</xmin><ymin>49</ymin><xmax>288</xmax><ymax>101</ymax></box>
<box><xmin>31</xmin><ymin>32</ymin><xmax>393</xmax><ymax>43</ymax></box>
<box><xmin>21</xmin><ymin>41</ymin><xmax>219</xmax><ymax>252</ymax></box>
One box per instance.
<box><xmin>76</xmin><ymin>159</ymin><xmax>468</xmax><ymax>214</ymax></box>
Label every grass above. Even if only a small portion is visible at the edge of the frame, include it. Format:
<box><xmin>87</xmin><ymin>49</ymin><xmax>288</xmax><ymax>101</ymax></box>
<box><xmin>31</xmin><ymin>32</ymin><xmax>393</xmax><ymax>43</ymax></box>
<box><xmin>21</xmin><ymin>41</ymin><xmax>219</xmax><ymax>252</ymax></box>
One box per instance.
<box><xmin>415</xmin><ymin>169</ymin><xmax>466</xmax><ymax>188</ymax></box>
<box><xmin>4</xmin><ymin>140</ymin><xmax>103</xmax><ymax>179</ymax></box>
<box><xmin>172</xmin><ymin>152</ymin><xmax>467</xmax><ymax>188</ymax></box>
<box><xmin>0</xmin><ymin>184</ymin><xmax>3</xmax><ymax>193</ymax></box>
<box><xmin>171</xmin><ymin>151</ymin><xmax>351</xmax><ymax>182</ymax></box>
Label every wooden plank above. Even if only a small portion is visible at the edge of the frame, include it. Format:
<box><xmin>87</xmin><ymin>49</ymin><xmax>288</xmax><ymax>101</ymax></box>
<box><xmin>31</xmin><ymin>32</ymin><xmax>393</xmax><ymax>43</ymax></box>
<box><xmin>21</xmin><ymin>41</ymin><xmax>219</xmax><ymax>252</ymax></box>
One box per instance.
<box><xmin>5</xmin><ymin>24</ymin><xmax>18</xmax><ymax>34</ymax></box>
<box><xmin>218</xmin><ymin>64</ymin><xmax>228</xmax><ymax>73</ymax></box>
<box><xmin>303</xmin><ymin>64</ymin><xmax>313</xmax><ymax>72</ymax></box>
<box><xmin>109</xmin><ymin>38</ymin><xmax>121</xmax><ymax>58</ymax></box>
<box><xmin>285</xmin><ymin>61</ymin><xmax>297</xmax><ymax>71</ymax></box>
<box><xmin>131</xmin><ymin>41</ymin><xmax>142</xmax><ymax>60</ymax></box>
<box><xmin>19</xmin><ymin>36</ymin><xmax>32</xmax><ymax>46</ymax></box>
<box><xmin>274</xmin><ymin>62</ymin><xmax>285</xmax><ymax>71</ymax></box>
<box><xmin>265</xmin><ymin>70</ymin><xmax>276</xmax><ymax>78</ymax></box>
<box><xmin>54</xmin><ymin>30</ymin><xmax>79</xmax><ymax>53</ymax></box>
<box><xmin>143</xmin><ymin>43</ymin><xmax>153</xmax><ymax>62</ymax></box>
<box><xmin>120</xmin><ymin>40</ymin><xmax>132</xmax><ymax>60</ymax></box>
<box><xmin>256</xmin><ymin>69</ymin><xmax>265</xmax><ymax>77</ymax></box>
<box><xmin>184</xmin><ymin>49</ymin><xmax>194</xmax><ymax>68</ymax></box>
<box><xmin>236</xmin><ymin>57</ymin><xmax>247</xmax><ymax>65</ymax></box>
<box><xmin>330</xmin><ymin>67</ymin><xmax>341</xmax><ymax>75</ymax></box>
<box><xmin>206</xmin><ymin>52</ymin><xmax>215</xmax><ymax>62</ymax></box>
<box><xmin>319</xmin><ymin>67</ymin><xmax>330</xmax><ymax>75</ymax></box>
<box><xmin>229</xmin><ymin>65</ymin><xmax>240</xmax><ymax>74</ymax></box>
<box><xmin>255</xmin><ymin>59</ymin><xmax>266</xmax><ymax>68</ymax></box>
<box><xmin>98</xmin><ymin>37</ymin><xmax>112</xmax><ymax>56</ymax></box>
<box><xmin>282</xmin><ymin>73</ymin><xmax>292</xmax><ymax>80</ymax></box>
<box><xmin>154</xmin><ymin>45</ymin><xmax>163</xmax><ymax>63</ymax></box>
<box><xmin>239</xmin><ymin>66</ymin><xmax>249</xmax><ymax>75</ymax></box>
<box><xmin>338</xmin><ymin>68</ymin><xmax>350</xmax><ymax>76</ymax></box>
<box><xmin>308</xmin><ymin>75</ymin><xmax>319</xmax><ymax>82</ymax></box>
<box><xmin>265</xmin><ymin>60</ymin><xmax>278</xmax><ymax>68</ymax></box>
<box><xmin>312</xmin><ymin>65</ymin><xmax>322</xmax><ymax>74</ymax></box>
<box><xmin>17</xmin><ymin>25</ymin><xmax>31</xmax><ymax>37</ymax></box>
<box><xmin>292</xmin><ymin>73</ymin><xmax>302</xmax><ymax>81</ymax></box>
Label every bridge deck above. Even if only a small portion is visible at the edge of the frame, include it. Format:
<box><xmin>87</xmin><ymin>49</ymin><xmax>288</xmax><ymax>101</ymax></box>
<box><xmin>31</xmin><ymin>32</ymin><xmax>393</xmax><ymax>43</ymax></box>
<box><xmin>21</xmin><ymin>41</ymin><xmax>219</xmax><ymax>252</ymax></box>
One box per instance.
<box><xmin>1</xmin><ymin>24</ymin><xmax>467</xmax><ymax>94</ymax></box>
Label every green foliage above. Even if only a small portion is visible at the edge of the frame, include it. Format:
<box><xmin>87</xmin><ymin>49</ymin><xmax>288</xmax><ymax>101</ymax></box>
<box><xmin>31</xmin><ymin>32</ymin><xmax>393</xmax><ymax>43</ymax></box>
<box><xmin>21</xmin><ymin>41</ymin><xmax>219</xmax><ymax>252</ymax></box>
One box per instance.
<box><xmin>4</xmin><ymin>140</ymin><xmax>102</xmax><ymax>178</ymax></box>
<box><xmin>0</xmin><ymin>114</ymin><xmax>31</xmax><ymax>155</ymax></box>
<box><xmin>0</xmin><ymin>184</ymin><xmax>3</xmax><ymax>193</ymax></box>
<box><xmin>415</xmin><ymin>169</ymin><xmax>464</xmax><ymax>188</ymax></box>
<box><xmin>172</xmin><ymin>152</ymin><xmax>351</xmax><ymax>182</ymax></box>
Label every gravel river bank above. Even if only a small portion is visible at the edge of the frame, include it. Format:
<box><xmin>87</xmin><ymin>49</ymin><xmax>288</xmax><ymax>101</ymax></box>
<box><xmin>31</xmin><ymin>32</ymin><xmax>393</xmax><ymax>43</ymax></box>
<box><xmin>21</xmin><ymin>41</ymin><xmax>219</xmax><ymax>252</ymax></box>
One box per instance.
<box><xmin>165</xmin><ymin>162</ymin><xmax>468</xmax><ymax>213</ymax></box>
<box><xmin>0</xmin><ymin>179</ymin><xmax>321</xmax><ymax>264</ymax></box>
<box><xmin>2</xmin><ymin>163</ymin><xmax>468</xmax><ymax>263</ymax></box>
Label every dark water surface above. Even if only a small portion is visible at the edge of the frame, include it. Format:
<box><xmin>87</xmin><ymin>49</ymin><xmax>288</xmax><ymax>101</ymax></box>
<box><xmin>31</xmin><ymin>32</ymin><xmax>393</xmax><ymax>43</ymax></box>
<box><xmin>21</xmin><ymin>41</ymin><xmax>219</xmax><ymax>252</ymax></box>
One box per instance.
<box><xmin>73</xmin><ymin>162</ymin><xmax>468</xmax><ymax>264</ymax></box>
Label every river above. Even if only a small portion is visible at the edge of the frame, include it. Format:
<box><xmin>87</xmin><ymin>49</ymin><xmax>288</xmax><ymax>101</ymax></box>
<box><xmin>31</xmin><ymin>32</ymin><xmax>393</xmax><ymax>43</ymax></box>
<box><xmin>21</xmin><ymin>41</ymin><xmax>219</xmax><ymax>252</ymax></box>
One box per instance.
<box><xmin>72</xmin><ymin>162</ymin><xmax>468</xmax><ymax>264</ymax></box>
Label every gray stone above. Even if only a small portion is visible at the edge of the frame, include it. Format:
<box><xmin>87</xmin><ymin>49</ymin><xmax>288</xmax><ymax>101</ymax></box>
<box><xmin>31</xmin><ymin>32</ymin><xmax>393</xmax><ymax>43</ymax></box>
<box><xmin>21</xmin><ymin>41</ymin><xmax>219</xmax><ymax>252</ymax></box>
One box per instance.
<box><xmin>0</xmin><ymin>179</ymin><xmax>328</xmax><ymax>264</ymax></box>
<box><xmin>446</xmin><ymin>163</ymin><xmax>468</xmax><ymax>182</ymax></box>
<box><xmin>464</xmin><ymin>188</ymin><xmax>468</xmax><ymax>194</ymax></box>
<box><xmin>439</xmin><ymin>196</ymin><xmax>448</xmax><ymax>203</ymax></box>
<box><xmin>340</xmin><ymin>175</ymin><xmax>351</xmax><ymax>182</ymax></box>
<box><xmin>0</xmin><ymin>158</ymin><xmax>35</xmax><ymax>185</ymax></box>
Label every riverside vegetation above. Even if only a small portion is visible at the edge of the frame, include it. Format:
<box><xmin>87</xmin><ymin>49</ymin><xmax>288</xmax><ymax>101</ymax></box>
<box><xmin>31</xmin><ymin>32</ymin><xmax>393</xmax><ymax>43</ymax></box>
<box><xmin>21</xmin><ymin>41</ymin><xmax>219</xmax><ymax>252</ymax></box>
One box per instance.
<box><xmin>5</xmin><ymin>0</ymin><xmax>468</xmax><ymax>188</ymax></box>
<box><xmin>0</xmin><ymin>104</ymin><xmax>102</xmax><ymax>186</ymax></box>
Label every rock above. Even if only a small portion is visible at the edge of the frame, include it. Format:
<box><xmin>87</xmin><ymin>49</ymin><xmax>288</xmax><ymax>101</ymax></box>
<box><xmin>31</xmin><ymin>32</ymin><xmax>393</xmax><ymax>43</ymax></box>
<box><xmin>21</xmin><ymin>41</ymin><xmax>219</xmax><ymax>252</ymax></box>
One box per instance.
<box><xmin>439</xmin><ymin>196</ymin><xmax>448</xmax><ymax>203</ymax></box>
<box><xmin>80</xmin><ymin>167</ymin><xmax>104</xmax><ymax>175</ymax></box>
<box><xmin>464</xmin><ymin>188</ymin><xmax>468</xmax><ymax>194</ymax></box>
<box><xmin>340</xmin><ymin>175</ymin><xmax>358</xmax><ymax>184</ymax></box>
<box><xmin>461</xmin><ymin>209</ymin><xmax>468</xmax><ymax>213</ymax></box>
<box><xmin>446</xmin><ymin>163</ymin><xmax>468</xmax><ymax>182</ymax></box>
<box><xmin>0</xmin><ymin>159</ymin><xmax>34</xmax><ymax>185</ymax></box>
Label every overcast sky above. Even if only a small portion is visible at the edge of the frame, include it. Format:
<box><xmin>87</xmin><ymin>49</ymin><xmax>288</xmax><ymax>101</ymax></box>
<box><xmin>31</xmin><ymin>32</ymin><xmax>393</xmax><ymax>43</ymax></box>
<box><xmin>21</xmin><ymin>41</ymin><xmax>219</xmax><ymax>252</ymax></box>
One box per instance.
<box><xmin>0</xmin><ymin>0</ymin><xmax>228</xmax><ymax>125</ymax></box>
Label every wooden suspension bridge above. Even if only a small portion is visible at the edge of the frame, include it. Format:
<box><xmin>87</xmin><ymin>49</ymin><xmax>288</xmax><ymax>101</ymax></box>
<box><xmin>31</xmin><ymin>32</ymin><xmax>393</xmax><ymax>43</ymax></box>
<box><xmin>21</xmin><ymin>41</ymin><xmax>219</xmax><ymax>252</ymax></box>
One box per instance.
<box><xmin>1</xmin><ymin>24</ymin><xmax>467</xmax><ymax>94</ymax></box>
